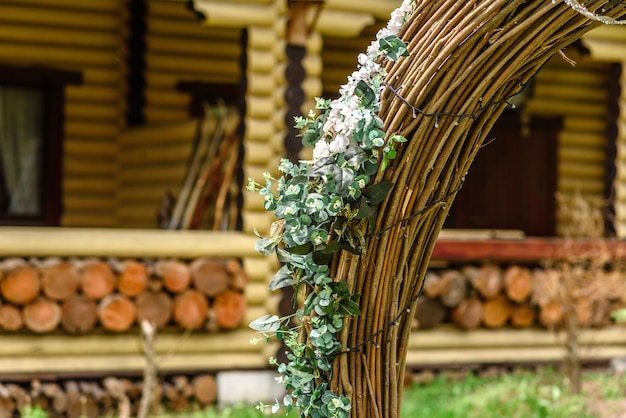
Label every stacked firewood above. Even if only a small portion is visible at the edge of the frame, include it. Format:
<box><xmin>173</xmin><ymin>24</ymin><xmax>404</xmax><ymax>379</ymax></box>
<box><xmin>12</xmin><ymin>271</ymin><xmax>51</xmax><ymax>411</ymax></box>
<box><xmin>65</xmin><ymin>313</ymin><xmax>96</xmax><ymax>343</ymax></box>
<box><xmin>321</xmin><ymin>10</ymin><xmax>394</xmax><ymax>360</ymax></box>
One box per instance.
<box><xmin>0</xmin><ymin>257</ymin><xmax>248</xmax><ymax>334</ymax></box>
<box><xmin>415</xmin><ymin>263</ymin><xmax>626</xmax><ymax>330</ymax></box>
<box><xmin>0</xmin><ymin>374</ymin><xmax>217</xmax><ymax>418</ymax></box>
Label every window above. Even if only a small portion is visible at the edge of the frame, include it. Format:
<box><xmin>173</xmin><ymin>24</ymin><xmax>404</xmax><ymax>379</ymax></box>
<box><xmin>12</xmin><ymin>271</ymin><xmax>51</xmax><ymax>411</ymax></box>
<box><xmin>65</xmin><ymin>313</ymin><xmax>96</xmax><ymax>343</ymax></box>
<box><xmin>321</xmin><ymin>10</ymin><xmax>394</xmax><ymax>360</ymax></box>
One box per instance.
<box><xmin>0</xmin><ymin>65</ymin><xmax>81</xmax><ymax>226</ymax></box>
<box><xmin>445</xmin><ymin>112</ymin><xmax>561</xmax><ymax>237</ymax></box>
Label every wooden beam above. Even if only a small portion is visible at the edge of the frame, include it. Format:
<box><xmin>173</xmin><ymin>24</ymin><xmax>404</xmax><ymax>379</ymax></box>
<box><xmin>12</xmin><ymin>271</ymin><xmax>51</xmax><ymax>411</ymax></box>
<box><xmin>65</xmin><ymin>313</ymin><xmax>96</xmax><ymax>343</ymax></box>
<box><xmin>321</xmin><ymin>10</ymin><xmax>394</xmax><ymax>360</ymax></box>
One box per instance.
<box><xmin>0</xmin><ymin>228</ymin><xmax>260</xmax><ymax>258</ymax></box>
<box><xmin>431</xmin><ymin>237</ymin><xmax>626</xmax><ymax>262</ymax></box>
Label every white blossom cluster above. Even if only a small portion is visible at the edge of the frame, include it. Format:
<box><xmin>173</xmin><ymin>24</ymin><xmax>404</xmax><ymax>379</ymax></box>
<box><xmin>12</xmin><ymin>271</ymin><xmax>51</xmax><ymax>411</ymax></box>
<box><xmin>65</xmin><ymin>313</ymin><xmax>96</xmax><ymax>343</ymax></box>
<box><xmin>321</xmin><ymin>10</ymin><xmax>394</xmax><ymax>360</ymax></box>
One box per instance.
<box><xmin>312</xmin><ymin>0</ymin><xmax>414</xmax><ymax>162</ymax></box>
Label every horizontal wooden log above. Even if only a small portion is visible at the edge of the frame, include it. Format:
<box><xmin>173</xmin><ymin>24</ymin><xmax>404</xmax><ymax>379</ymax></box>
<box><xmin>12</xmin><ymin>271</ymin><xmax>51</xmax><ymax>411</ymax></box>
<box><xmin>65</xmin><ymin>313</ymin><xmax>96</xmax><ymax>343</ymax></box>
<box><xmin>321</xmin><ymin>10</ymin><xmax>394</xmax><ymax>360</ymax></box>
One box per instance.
<box><xmin>0</xmin><ymin>24</ymin><xmax>121</xmax><ymax>49</ymax></box>
<box><xmin>193</xmin><ymin>2</ymin><xmax>279</xmax><ymax>28</ymax></box>
<box><xmin>248</xmin><ymin>73</ymin><xmax>275</xmax><ymax>95</ymax></box>
<box><xmin>13</xmin><ymin>0</ymin><xmax>123</xmax><ymax>12</ymax></box>
<box><xmin>63</xmin><ymin>196</ymin><xmax>116</xmax><ymax>212</ymax></box>
<box><xmin>0</xmin><ymin>42</ymin><xmax>120</xmax><ymax>67</ymax></box>
<box><xmin>145</xmin><ymin>89</ymin><xmax>190</xmax><ymax>108</ymax></box>
<box><xmin>66</xmin><ymin>87</ymin><xmax>120</xmax><ymax>104</ymax></box>
<box><xmin>117</xmin><ymin>185</ymin><xmax>179</xmax><ymax>203</ymax></box>
<box><xmin>526</xmin><ymin>98</ymin><xmax>608</xmax><ymax>117</ymax></box>
<box><xmin>64</xmin><ymin>158</ymin><xmax>116</xmax><ymax>176</ymax></box>
<box><xmin>119</xmin><ymin>144</ymin><xmax>192</xmax><ymax>165</ymax></box>
<box><xmin>0</xmin><ymin>4</ymin><xmax>121</xmax><ymax>29</ymax></box>
<box><xmin>144</xmin><ymin>108</ymin><xmax>191</xmax><ymax>124</ymax></box>
<box><xmin>0</xmin><ymin>352</ymin><xmax>270</xmax><ymax>374</ymax></box>
<box><xmin>559</xmin><ymin>131</ymin><xmax>608</xmax><ymax>147</ymax></box>
<box><xmin>147</xmin><ymin>15</ymin><xmax>239</xmax><ymax>38</ymax></box>
<box><xmin>558</xmin><ymin>145</ymin><xmax>607</xmax><ymax>165</ymax></box>
<box><xmin>563</xmin><ymin>117</ymin><xmax>607</xmax><ymax>133</ymax></box>
<box><xmin>0</xmin><ymin>228</ymin><xmax>261</xmax><ymax>258</ymax></box>
<box><xmin>558</xmin><ymin>176</ymin><xmax>605</xmax><ymax>194</ymax></box>
<box><xmin>119</xmin><ymin>120</ymin><xmax>198</xmax><ymax>146</ymax></box>
<box><xmin>63</xmin><ymin>178</ymin><xmax>116</xmax><ymax>195</ymax></box>
<box><xmin>583</xmin><ymin>38</ymin><xmax>626</xmax><ymax>61</ymax></box>
<box><xmin>405</xmin><ymin>345</ymin><xmax>626</xmax><ymax>366</ymax></box>
<box><xmin>532</xmin><ymin>82</ymin><xmax>608</xmax><ymax>102</ymax></box>
<box><xmin>60</xmin><ymin>214</ymin><xmax>116</xmax><ymax>228</ymax></box>
<box><xmin>64</xmin><ymin>139</ymin><xmax>117</xmax><ymax>158</ymax></box>
<box><xmin>248</xmin><ymin>50</ymin><xmax>278</xmax><ymax>73</ymax></box>
<box><xmin>431</xmin><ymin>238</ymin><xmax>626</xmax><ymax>262</ymax></box>
<box><xmin>118</xmin><ymin>165</ymin><xmax>187</xmax><ymax>184</ymax></box>
<box><xmin>147</xmin><ymin>35</ymin><xmax>240</xmax><ymax>57</ymax></box>
<box><xmin>0</xmin><ymin>329</ymin><xmax>264</xmax><ymax>357</ymax></box>
<box><xmin>558</xmin><ymin>161</ymin><xmax>605</xmax><ymax>179</ymax></box>
<box><xmin>244</xmin><ymin>118</ymin><xmax>274</xmax><ymax>142</ymax></box>
<box><xmin>146</xmin><ymin>54</ymin><xmax>240</xmax><ymax>77</ymax></box>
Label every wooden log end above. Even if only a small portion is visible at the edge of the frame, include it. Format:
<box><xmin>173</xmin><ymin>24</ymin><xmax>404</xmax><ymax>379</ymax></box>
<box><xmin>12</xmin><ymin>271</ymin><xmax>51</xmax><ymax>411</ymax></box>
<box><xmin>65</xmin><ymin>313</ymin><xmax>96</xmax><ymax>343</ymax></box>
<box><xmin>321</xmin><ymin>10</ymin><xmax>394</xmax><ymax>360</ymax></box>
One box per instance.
<box><xmin>98</xmin><ymin>294</ymin><xmax>137</xmax><ymax>332</ymax></box>
<box><xmin>173</xmin><ymin>290</ymin><xmax>209</xmax><ymax>330</ymax></box>
<box><xmin>1</xmin><ymin>265</ymin><xmax>41</xmax><ymax>305</ymax></box>
<box><xmin>156</xmin><ymin>259</ymin><xmax>192</xmax><ymax>294</ymax></box>
<box><xmin>117</xmin><ymin>260</ymin><xmax>148</xmax><ymax>297</ymax></box>
<box><xmin>80</xmin><ymin>261</ymin><xmax>117</xmax><ymax>301</ymax></box>
<box><xmin>23</xmin><ymin>297</ymin><xmax>62</xmax><ymax>333</ymax></box>
<box><xmin>212</xmin><ymin>290</ymin><xmax>246</xmax><ymax>329</ymax></box>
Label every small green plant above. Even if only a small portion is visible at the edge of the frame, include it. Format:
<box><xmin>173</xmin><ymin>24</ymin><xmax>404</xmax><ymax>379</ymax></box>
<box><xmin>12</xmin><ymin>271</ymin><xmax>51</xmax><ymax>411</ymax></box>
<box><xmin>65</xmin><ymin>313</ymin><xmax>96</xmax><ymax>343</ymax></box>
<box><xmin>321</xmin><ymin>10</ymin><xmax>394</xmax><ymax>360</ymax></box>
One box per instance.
<box><xmin>20</xmin><ymin>405</ymin><xmax>48</xmax><ymax>418</ymax></box>
<box><xmin>401</xmin><ymin>369</ymin><xmax>593</xmax><ymax>418</ymax></box>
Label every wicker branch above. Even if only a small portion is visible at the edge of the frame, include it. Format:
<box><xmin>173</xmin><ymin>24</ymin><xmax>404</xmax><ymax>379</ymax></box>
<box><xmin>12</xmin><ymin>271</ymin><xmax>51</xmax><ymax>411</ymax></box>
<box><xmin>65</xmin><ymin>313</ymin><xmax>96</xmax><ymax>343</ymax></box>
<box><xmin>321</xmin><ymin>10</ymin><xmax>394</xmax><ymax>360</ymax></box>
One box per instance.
<box><xmin>326</xmin><ymin>1</ymin><xmax>626</xmax><ymax>417</ymax></box>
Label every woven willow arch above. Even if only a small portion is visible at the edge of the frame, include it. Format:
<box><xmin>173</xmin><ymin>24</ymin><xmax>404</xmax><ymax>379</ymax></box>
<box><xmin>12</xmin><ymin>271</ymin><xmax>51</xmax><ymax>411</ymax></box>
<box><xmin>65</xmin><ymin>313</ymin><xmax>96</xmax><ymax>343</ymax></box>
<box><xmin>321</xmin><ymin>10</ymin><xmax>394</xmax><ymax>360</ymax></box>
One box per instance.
<box><xmin>324</xmin><ymin>1</ymin><xmax>626</xmax><ymax>417</ymax></box>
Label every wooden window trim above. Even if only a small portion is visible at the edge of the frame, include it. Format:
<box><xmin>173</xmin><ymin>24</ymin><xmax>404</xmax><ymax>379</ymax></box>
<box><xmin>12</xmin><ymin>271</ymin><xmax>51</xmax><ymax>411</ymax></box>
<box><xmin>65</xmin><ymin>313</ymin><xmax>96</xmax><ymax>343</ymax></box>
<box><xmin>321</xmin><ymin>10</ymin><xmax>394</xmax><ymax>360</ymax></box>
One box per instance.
<box><xmin>0</xmin><ymin>64</ymin><xmax>81</xmax><ymax>226</ymax></box>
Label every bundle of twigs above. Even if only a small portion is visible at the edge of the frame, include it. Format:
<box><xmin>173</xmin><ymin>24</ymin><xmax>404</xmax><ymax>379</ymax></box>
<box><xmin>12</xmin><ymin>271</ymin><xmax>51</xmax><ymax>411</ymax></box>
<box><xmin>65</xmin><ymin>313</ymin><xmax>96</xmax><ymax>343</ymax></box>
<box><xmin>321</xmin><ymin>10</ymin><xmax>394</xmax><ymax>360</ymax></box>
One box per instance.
<box><xmin>167</xmin><ymin>103</ymin><xmax>240</xmax><ymax>230</ymax></box>
<box><xmin>327</xmin><ymin>2</ymin><xmax>626</xmax><ymax>417</ymax></box>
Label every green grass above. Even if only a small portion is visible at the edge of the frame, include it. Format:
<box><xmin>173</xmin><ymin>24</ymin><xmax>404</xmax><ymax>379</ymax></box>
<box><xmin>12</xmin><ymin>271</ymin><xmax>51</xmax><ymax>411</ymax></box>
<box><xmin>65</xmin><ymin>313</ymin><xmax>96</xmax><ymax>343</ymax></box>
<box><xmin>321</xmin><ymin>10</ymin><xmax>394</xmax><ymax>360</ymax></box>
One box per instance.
<box><xmin>401</xmin><ymin>370</ymin><xmax>587</xmax><ymax>418</ymax></box>
<box><xmin>401</xmin><ymin>367</ymin><xmax>626</xmax><ymax>418</ymax></box>
<box><xmin>19</xmin><ymin>368</ymin><xmax>626</xmax><ymax>418</ymax></box>
<box><xmin>149</xmin><ymin>368</ymin><xmax>626</xmax><ymax>417</ymax></box>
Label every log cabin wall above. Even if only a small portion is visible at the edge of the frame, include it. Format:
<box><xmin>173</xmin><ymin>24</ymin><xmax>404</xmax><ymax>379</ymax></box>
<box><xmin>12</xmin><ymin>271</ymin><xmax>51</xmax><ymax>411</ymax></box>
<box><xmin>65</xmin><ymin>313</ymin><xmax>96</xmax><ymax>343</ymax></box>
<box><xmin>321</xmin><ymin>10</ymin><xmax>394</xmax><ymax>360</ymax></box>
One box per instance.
<box><xmin>116</xmin><ymin>0</ymin><xmax>243</xmax><ymax>228</ymax></box>
<box><xmin>0</xmin><ymin>228</ymin><xmax>277</xmax><ymax>375</ymax></box>
<box><xmin>189</xmin><ymin>0</ymin><xmax>290</xmax><ymax>366</ymax></box>
<box><xmin>0</xmin><ymin>0</ymin><xmax>127</xmax><ymax>228</ymax></box>
<box><xmin>582</xmin><ymin>26</ymin><xmax>626</xmax><ymax>237</ymax></box>
<box><xmin>143</xmin><ymin>0</ymin><xmax>242</xmax><ymax>124</ymax></box>
<box><xmin>524</xmin><ymin>55</ymin><xmax>613</xmax><ymax>237</ymax></box>
<box><xmin>620</xmin><ymin>67</ymin><xmax>626</xmax><ymax>235</ymax></box>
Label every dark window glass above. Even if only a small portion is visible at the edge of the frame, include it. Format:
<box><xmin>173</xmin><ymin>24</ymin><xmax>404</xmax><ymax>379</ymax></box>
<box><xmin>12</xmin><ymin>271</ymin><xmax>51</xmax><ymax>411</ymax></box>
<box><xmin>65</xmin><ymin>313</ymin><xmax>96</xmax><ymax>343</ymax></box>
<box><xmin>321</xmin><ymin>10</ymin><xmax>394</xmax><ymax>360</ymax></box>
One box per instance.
<box><xmin>0</xmin><ymin>86</ymin><xmax>44</xmax><ymax>217</ymax></box>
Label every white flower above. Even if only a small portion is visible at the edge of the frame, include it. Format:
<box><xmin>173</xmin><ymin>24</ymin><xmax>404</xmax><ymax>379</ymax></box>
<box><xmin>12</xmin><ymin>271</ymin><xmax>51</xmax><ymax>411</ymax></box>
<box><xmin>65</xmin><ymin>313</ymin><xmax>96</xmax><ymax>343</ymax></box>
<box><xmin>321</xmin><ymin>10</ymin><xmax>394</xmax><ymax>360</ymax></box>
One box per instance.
<box><xmin>313</xmin><ymin>140</ymin><xmax>331</xmax><ymax>161</ymax></box>
<box><xmin>310</xmin><ymin>0</ymin><xmax>414</xmax><ymax>164</ymax></box>
<box><xmin>329</xmin><ymin>133</ymin><xmax>349</xmax><ymax>154</ymax></box>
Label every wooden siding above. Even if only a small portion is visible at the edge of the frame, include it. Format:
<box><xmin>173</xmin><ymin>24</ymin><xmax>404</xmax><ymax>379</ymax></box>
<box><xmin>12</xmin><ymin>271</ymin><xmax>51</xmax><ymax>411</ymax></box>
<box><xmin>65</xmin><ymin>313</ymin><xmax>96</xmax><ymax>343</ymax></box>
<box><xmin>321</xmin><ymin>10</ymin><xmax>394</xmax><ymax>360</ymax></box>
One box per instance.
<box><xmin>322</xmin><ymin>25</ymin><xmax>383</xmax><ymax>98</ymax></box>
<box><xmin>0</xmin><ymin>227</ymin><xmax>278</xmax><ymax>374</ymax></box>
<box><xmin>525</xmin><ymin>56</ymin><xmax>612</xmax><ymax>236</ymax></box>
<box><xmin>585</xmin><ymin>27</ymin><xmax>626</xmax><ymax>237</ymax></box>
<box><xmin>0</xmin><ymin>0</ymin><xmax>126</xmax><ymax>227</ymax></box>
<box><xmin>117</xmin><ymin>119</ymin><xmax>198</xmax><ymax>227</ymax></box>
<box><xmin>144</xmin><ymin>0</ymin><xmax>242</xmax><ymax>124</ymax></box>
<box><xmin>407</xmin><ymin>326</ymin><xmax>626</xmax><ymax>367</ymax></box>
<box><xmin>618</xmin><ymin>65</ymin><xmax>626</xmax><ymax>236</ymax></box>
<box><xmin>235</xmin><ymin>1</ymin><xmax>288</xmax><ymax>239</ymax></box>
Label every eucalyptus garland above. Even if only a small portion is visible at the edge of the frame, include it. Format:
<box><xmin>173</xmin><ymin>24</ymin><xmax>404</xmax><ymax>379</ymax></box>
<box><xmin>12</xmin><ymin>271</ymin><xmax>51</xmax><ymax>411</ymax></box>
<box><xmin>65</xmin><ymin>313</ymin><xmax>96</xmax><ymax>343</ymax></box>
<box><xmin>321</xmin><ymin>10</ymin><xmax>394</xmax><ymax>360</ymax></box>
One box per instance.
<box><xmin>247</xmin><ymin>2</ymin><xmax>415</xmax><ymax>417</ymax></box>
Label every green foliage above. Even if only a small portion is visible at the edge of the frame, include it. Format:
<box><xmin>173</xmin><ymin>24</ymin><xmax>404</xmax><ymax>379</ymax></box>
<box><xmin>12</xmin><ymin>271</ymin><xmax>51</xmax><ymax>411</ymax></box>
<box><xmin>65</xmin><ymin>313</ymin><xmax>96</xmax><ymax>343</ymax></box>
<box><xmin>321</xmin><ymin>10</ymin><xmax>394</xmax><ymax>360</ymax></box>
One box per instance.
<box><xmin>20</xmin><ymin>406</ymin><xmax>48</xmax><ymax>418</ymax></box>
<box><xmin>247</xmin><ymin>32</ymin><xmax>411</xmax><ymax>417</ymax></box>
<box><xmin>401</xmin><ymin>369</ymin><xmax>599</xmax><ymax>418</ymax></box>
<box><xmin>160</xmin><ymin>403</ymin><xmax>299</xmax><ymax>418</ymax></box>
